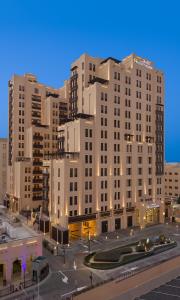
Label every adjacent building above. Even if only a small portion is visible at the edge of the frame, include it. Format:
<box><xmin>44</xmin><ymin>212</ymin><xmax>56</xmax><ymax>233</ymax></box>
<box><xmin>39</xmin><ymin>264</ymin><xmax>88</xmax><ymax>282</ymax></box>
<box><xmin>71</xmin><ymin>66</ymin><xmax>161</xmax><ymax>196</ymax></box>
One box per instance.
<box><xmin>7</xmin><ymin>53</ymin><xmax>165</xmax><ymax>239</ymax></box>
<box><xmin>7</xmin><ymin>73</ymin><xmax>68</xmax><ymax>212</ymax></box>
<box><xmin>0</xmin><ymin>138</ymin><xmax>7</xmax><ymax>203</ymax></box>
<box><xmin>164</xmin><ymin>163</ymin><xmax>180</xmax><ymax>199</ymax></box>
<box><xmin>164</xmin><ymin>163</ymin><xmax>180</xmax><ymax>220</ymax></box>
<box><xmin>0</xmin><ymin>207</ymin><xmax>42</xmax><ymax>285</ymax></box>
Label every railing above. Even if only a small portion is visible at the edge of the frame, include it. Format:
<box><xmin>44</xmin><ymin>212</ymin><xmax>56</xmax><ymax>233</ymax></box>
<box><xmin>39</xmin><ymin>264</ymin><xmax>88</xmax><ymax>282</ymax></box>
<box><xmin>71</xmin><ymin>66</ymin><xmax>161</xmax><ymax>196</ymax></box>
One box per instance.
<box><xmin>68</xmin><ymin>213</ymin><xmax>96</xmax><ymax>223</ymax></box>
<box><xmin>33</xmin><ymin>135</ymin><xmax>43</xmax><ymax>141</ymax></box>
<box><xmin>99</xmin><ymin>211</ymin><xmax>111</xmax><ymax>218</ymax></box>
<box><xmin>126</xmin><ymin>207</ymin><xmax>135</xmax><ymax>213</ymax></box>
<box><xmin>33</xmin><ymin>161</ymin><xmax>43</xmax><ymax>166</ymax></box>
<box><xmin>33</xmin><ymin>144</ymin><xmax>43</xmax><ymax>149</ymax></box>
<box><xmin>0</xmin><ymin>279</ymin><xmax>34</xmax><ymax>298</ymax></box>
<box><xmin>113</xmin><ymin>208</ymin><xmax>124</xmax><ymax>215</ymax></box>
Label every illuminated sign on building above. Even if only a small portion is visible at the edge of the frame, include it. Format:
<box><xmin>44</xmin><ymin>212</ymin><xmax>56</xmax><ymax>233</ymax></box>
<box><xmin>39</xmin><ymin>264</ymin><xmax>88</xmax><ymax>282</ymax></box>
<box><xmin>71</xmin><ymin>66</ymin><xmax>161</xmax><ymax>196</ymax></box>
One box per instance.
<box><xmin>134</xmin><ymin>56</ymin><xmax>153</xmax><ymax>70</ymax></box>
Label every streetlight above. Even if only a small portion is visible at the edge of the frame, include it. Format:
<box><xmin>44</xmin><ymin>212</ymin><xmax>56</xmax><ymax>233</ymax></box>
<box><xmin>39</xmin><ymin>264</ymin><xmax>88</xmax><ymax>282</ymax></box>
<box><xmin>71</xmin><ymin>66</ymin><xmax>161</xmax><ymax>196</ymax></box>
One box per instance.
<box><xmin>84</xmin><ymin>224</ymin><xmax>91</xmax><ymax>253</ymax></box>
<box><xmin>62</xmin><ymin>246</ymin><xmax>66</xmax><ymax>265</ymax></box>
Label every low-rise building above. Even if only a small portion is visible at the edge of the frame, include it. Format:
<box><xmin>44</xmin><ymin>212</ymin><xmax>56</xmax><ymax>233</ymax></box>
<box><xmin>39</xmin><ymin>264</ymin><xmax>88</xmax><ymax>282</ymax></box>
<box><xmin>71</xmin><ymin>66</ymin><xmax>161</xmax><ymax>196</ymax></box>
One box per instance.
<box><xmin>0</xmin><ymin>207</ymin><xmax>42</xmax><ymax>285</ymax></box>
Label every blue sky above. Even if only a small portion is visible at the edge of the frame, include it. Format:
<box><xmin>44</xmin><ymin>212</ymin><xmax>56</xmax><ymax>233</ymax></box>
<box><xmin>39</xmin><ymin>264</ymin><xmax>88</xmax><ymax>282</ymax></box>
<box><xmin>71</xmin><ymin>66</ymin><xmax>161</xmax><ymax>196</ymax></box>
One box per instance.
<box><xmin>0</xmin><ymin>0</ymin><xmax>179</xmax><ymax>161</ymax></box>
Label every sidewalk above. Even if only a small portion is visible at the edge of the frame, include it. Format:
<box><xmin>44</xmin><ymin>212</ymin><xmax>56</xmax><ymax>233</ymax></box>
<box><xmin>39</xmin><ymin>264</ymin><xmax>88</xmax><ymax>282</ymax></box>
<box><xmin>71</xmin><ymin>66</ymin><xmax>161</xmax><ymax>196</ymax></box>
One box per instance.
<box><xmin>74</xmin><ymin>256</ymin><xmax>180</xmax><ymax>300</ymax></box>
<box><xmin>1</xmin><ymin>268</ymin><xmax>52</xmax><ymax>300</ymax></box>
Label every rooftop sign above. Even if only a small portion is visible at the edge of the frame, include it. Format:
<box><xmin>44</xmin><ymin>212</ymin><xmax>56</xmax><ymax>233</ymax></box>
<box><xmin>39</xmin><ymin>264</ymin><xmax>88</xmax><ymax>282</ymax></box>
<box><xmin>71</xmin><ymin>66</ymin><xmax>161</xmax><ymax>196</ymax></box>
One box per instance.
<box><xmin>134</xmin><ymin>56</ymin><xmax>153</xmax><ymax>70</ymax></box>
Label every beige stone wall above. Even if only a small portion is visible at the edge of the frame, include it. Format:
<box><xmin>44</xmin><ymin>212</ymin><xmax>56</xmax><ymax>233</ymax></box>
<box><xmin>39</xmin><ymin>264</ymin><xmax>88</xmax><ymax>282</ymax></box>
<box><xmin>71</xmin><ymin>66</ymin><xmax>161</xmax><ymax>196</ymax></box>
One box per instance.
<box><xmin>0</xmin><ymin>138</ymin><xmax>7</xmax><ymax>202</ymax></box>
<box><xmin>165</xmin><ymin>163</ymin><xmax>180</xmax><ymax>199</ymax></box>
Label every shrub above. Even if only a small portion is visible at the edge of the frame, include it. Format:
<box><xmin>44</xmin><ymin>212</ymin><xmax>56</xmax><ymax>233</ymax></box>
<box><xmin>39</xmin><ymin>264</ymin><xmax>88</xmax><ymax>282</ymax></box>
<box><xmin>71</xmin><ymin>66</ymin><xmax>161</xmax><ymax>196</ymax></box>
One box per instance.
<box><xmin>94</xmin><ymin>247</ymin><xmax>132</xmax><ymax>262</ymax></box>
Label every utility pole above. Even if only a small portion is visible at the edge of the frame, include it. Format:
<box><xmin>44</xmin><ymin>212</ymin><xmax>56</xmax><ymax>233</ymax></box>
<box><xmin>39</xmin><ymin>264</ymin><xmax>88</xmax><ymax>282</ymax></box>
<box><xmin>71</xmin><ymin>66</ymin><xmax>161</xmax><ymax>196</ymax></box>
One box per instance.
<box><xmin>88</xmin><ymin>229</ymin><xmax>91</xmax><ymax>253</ymax></box>
<box><xmin>63</xmin><ymin>247</ymin><xmax>66</xmax><ymax>265</ymax></box>
<box><xmin>89</xmin><ymin>272</ymin><xmax>93</xmax><ymax>287</ymax></box>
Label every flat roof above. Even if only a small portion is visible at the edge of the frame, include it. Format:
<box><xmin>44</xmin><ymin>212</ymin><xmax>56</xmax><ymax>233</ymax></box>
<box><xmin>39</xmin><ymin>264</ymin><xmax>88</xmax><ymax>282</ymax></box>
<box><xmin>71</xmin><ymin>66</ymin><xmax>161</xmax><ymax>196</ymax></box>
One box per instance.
<box><xmin>0</xmin><ymin>208</ymin><xmax>39</xmax><ymax>245</ymax></box>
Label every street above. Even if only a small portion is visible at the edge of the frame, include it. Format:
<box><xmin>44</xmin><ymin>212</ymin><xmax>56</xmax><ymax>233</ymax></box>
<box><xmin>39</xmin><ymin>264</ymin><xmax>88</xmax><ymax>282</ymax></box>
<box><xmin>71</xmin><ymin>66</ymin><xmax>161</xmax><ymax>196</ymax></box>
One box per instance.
<box><xmin>3</xmin><ymin>223</ymin><xmax>180</xmax><ymax>300</ymax></box>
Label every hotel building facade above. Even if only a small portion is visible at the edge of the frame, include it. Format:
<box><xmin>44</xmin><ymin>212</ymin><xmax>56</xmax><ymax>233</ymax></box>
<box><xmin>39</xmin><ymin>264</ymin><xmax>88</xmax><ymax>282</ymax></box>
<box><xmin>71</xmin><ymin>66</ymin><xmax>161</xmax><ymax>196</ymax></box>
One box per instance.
<box><xmin>7</xmin><ymin>53</ymin><xmax>165</xmax><ymax>238</ymax></box>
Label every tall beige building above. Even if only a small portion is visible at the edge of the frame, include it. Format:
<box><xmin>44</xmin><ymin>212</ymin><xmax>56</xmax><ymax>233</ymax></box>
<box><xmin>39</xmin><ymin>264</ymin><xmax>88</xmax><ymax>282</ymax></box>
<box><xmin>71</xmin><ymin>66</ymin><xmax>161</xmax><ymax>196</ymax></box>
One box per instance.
<box><xmin>7</xmin><ymin>73</ymin><xmax>68</xmax><ymax>213</ymax></box>
<box><xmin>0</xmin><ymin>138</ymin><xmax>7</xmax><ymax>202</ymax></box>
<box><xmin>164</xmin><ymin>163</ymin><xmax>180</xmax><ymax>199</ymax></box>
<box><xmin>42</xmin><ymin>53</ymin><xmax>165</xmax><ymax>238</ymax></box>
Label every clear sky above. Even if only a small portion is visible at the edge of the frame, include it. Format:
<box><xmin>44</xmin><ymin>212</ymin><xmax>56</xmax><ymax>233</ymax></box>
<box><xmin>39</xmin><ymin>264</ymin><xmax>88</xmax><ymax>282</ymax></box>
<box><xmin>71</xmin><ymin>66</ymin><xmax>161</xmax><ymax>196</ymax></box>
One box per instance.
<box><xmin>0</xmin><ymin>0</ymin><xmax>179</xmax><ymax>162</ymax></box>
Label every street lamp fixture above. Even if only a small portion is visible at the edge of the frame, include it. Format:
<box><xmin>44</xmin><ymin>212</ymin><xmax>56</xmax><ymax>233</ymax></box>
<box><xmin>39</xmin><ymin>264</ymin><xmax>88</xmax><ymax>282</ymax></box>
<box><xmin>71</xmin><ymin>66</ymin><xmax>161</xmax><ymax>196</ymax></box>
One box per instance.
<box><xmin>84</xmin><ymin>224</ymin><xmax>92</xmax><ymax>253</ymax></box>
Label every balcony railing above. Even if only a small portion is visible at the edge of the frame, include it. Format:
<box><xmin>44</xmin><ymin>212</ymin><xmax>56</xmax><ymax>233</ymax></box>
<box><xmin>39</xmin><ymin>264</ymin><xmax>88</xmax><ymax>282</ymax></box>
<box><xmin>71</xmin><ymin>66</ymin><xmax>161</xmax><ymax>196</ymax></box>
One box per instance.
<box><xmin>126</xmin><ymin>207</ymin><xmax>135</xmax><ymax>213</ymax></box>
<box><xmin>68</xmin><ymin>213</ymin><xmax>96</xmax><ymax>224</ymax></box>
<box><xmin>113</xmin><ymin>208</ymin><xmax>124</xmax><ymax>215</ymax></box>
<box><xmin>33</xmin><ymin>178</ymin><xmax>43</xmax><ymax>183</ymax></box>
<box><xmin>33</xmin><ymin>161</ymin><xmax>43</xmax><ymax>166</ymax></box>
<box><xmin>33</xmin><ymin>144</ymin><xmax>43</xmax><ymax>149</ymax></box>
<box><xmin>33</xmin><ymin>152</ymin><xmax>43</xmax><ymax>158</ymax></box>
<box><xmin>33</xmin><ymin>188</ymin><xmax>42</xmax><ymax>192</ymax></box>
<box><xmin>33</xmin><ymin>170</ymin><xmax>42</xmax><ymax>174</ymax></box>
<box><xmin>33</xmin><ymin>135</ymin><xmax>43</xmax><ymax>141</ymax></box>
<box><xmin>33</xmin><ymin>196</ymin><xmax>43</xmax><ymax>201</ymax></box>
<box><xmin>100</xmin><ymin>211</ymin><xmax>111</xmax><ymax>218</ymax></box>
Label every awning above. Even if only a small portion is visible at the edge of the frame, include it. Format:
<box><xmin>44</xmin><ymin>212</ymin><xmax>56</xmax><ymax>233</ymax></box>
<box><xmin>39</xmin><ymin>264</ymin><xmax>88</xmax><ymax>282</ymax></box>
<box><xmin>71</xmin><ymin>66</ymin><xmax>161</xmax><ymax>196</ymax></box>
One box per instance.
<box><xmin>146</xmin><ymin>203</ymin><xmax>160</xmax><ymax>209</ymax></box>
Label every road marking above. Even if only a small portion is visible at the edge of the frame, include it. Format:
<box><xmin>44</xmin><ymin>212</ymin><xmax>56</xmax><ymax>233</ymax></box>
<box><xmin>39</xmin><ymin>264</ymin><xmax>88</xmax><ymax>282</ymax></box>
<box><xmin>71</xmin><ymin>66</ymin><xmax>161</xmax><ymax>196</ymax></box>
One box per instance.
<box><xmin>58</xmin><ymin>270</ymin><xmax>68</xmax><ymax>284</ymax></box>
<box><xmin>61</xmin><ymin>286</ymin><xmax>87</xmax><ymax>299</ymax></box>
<box><xmin>166</xmin><ymin>284</ymin><xmax>180</xmax><ymax>289</ymax></box>
<box><xmin>152</xmin><ymin>290</ymin><xmax>180</xmax><ymax>298</ymax></box>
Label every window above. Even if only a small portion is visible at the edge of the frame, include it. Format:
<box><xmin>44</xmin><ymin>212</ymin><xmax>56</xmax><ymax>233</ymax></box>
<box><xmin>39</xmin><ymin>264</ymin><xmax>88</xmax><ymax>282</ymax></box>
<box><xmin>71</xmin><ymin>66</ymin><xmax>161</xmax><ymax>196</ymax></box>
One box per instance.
<box><xmin>127</xmin><ymin>191</ymin><xmax>131</xmax><ymax>198</ymax></box>
<box><xmin>74</xmin><ymin>168</ymin><xmax>78</xmax><ymax>177</ymax></box>
<box><xmin>70</xmin><ymin>168</ymin><xmax>73</xmax><ymax>177</ymax></box>
<box><xmin>69</xmin><ymin>196</ymin><xmax>73</xmax><ymax>206</ymax></box>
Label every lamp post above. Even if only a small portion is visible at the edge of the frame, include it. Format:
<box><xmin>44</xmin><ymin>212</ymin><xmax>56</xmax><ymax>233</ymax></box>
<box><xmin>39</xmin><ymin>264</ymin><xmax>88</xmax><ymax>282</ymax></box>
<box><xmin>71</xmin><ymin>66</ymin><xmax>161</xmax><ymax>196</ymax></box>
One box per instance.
<box><xmin>84</xmin><ymin>224</ymin><xmax>91</xmax><ymax>253</ymax></box>
<box><xmin>37</xmin><ymin>274</ymin><xmax>39</xmax><ymax>300</ymax></box>
<box><xmin>89</xmin><ymin>272</ymin><xmax>93</xmax><ymax>287</ymax></box>
<box><xmin>63</xmin><ymin>246</ymin><xmax>66</xmax><ymax>265</ymax></box>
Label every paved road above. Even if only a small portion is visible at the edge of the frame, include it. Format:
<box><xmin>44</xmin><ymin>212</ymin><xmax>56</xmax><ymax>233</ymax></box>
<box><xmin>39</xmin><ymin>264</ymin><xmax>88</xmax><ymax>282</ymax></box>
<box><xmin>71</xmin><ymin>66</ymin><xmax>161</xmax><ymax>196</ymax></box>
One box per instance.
<box><xmin>75</xmin><ymin>256</ymin><xmax>180</xmax><ymax>300</ymax></box>
<box><xmin>4</xmin><ymin>223</ymin><xmax>180</xmax><ymax>300</ymax></box>
<box><xmin>135</xmin><ymin>276</ymin><xmax>180</xmax><ymax>300</ymax></box>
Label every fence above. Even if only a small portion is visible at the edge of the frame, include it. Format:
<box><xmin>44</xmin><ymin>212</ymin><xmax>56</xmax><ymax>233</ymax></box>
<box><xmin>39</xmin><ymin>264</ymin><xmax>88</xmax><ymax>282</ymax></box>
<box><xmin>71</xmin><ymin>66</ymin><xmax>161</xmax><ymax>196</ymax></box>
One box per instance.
<box><xmin>0</xmin><ymin>279</ymin><xmax>34</xmax><ymax>298</ymax></box>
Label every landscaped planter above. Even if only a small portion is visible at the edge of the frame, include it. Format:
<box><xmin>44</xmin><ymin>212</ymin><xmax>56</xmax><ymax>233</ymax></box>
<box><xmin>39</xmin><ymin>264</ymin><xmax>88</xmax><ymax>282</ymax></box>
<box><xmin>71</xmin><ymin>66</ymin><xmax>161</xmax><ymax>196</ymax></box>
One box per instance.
<box><xmin>84</xmin><ymin>236</ymin><xmax>177</xmax><ymax>270</ymax></box>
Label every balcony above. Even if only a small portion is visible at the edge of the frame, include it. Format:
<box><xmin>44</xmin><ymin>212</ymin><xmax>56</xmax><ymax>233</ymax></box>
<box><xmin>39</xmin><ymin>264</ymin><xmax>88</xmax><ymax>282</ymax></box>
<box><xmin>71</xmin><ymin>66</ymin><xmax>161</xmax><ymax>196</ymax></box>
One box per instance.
<box><xmin>33</xmin><ymin>143</ymin><xmax>43</xmax><ymax>149</ymax></box>
<box><xmin>68</xmin><ymin>213</ymin><xmax>96</xmax><ymax>224</ymax></box>
<box><xmin>33</xmin><ymin>178</ymin><xmax>43</xmax><ymax>183</ymax></box>
<box><xmin>33</xmin><ymin>187</ymin><xmax>42</xmax><ymax>192</ymax></box>
<box><xmin>32</xmin><ymin>95</ymin><xmax>41</xmax><ymax>102</ymax></box>
<box><xmin>33</xmin><ymin>152</ymin><xmax>43</xmax><ymax>158</ymax></box>
<box><xmin>113</xmin><ymin>208</ymin><xmax>124</xmax><ymax>215</ymax></box>
<box><xmin>32</xmin><ymin>105</ymin><xmax>41</xmax><ymax>110</ymax></box>
<box><xmin>100</xmin><ymin>211</ymin><xmax>111</xmax><ymax>218</ymax></box>
<box><xmin>33</xmin><ymin>170</ymin><xmax>42</xmax><ymax>175</ymax></box>
<box><xmin>33</xmin><ymin>161</ymin><xmax>43</xmax><ymax>166</ymax></box>
<box><xmin>33</xmin><ymin>196</ymin><xmax>43</xmax><ymax>201</ymax></box>
<box><xmin>33</xmin><ymin>135</ymin><xmax>43</xmax><ymax>141</ymax></box>
<box><xmin>126</xmin><ymin>207</ymin><xmax>135</xmax><ymax>213</ymax></box>
<box><xmin>43</xmin><ymin>185</ymin><xmax>49</xmax><ymax>191</ymax></box>
<box><xmin>32</xmin><ymin>112</ymin><xmax>41</xmax><ymax>118</ymax></box>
